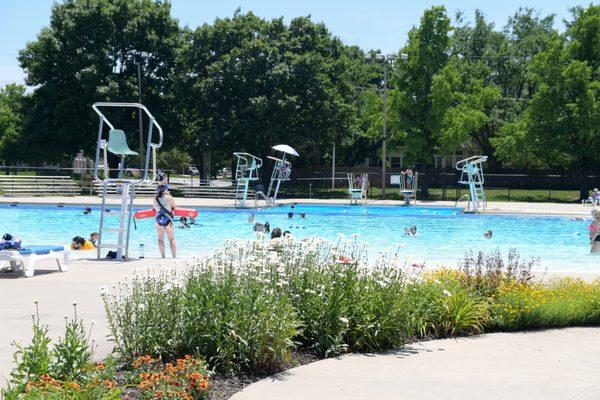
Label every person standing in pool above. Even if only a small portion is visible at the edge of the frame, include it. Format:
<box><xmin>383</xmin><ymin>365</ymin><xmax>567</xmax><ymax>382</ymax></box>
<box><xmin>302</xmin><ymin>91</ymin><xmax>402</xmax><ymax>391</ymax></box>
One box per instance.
<box><xmin>589</xmin><ymin>210</ymin><xmax>600</xmax><ymax>253</ymax></box>
<box><xmin>154</xmin><ymin>184</ymin><xmax>177</xmax><ymax>258</ymax></box>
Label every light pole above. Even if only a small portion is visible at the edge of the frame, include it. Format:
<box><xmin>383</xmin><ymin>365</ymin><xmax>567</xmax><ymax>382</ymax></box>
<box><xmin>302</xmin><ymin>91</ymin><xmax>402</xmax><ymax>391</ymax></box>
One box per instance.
<box><xmin>136</xmin><ymin>51</ymin><xmax>150</xmax><ymax>169</ymax></box>
<box><xmin>365</xmin><ymin>52</ymin><xmax>408</xmax><ymax>199</ymax></box>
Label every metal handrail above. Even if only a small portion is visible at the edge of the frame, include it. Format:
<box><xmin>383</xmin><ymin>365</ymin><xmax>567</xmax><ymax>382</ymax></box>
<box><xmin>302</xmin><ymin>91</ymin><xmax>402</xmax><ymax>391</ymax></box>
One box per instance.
<box><xmin>454</xmin><ymin>194</ymin><xmax>470</xmax><ymax>209</ymax></box>
<box><xmin>455</xmin><ymin>155</ymin><xmax>488</xmax><ymax>171</ymax></box>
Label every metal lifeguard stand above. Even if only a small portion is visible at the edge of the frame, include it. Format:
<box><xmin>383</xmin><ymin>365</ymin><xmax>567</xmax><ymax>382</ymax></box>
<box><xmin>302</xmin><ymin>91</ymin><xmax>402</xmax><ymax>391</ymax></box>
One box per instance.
<box><xmin>347</xmin><ymin>173</ymin><xmax>368</xmax><ymax>204</ymax></box>
<box><xmin>92</xmin><ymin>102</ymin><xmax>163</xmax><ymax>259</ymax></box>
<box><xmin>233</xmin><ymin>152</ymin><xmax>262</xmax><ymax>208</ymax></box>
<box><xmin>264</xmin><ymin>145</ymin><xmax>298</xmax><ymax>204</ymax></box>
<box><xmin>399</xmin><ymin>171</ymin><xmax>418</xmax><ymax>205</ymax></box>
<box><xmin>456</xmin><ymin>156</ymin><xmax>487</xmax><ymax>213</ymax></box>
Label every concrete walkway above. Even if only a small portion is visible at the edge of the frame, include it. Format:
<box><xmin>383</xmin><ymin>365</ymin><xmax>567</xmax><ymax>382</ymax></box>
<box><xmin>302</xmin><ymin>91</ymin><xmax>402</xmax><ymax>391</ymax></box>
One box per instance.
<box><xmin>232</xmin><ymin>327</ymin><xmax>600</xmax><ymax>400</ymax></box>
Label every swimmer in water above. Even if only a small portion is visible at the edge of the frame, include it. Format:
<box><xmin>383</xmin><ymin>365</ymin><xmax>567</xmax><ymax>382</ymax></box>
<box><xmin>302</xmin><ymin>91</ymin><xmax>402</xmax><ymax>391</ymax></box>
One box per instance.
<box><xmin>288</xmin><ymin>212</ymin><xmax>294</xmax><ymax>219</ymax></box>
<box><xmin>89</xmin><ymin>232</ymin><xmax>99</xmax><ymax>246</ymax></box>
<box><xmin>179</xmin><ymin>216</ymin><xmax>191</xmax><ymax>229</ymax></box>
<box><xmin>484</xmin><ymin>230</ymin><xmax>493</xmax><ymax>239</ymax></box>
<box><xmin>83</xmin><ymin>207</ymin><xmax>92</xmax><ymax>215</ymax></box>
<box><xmin>248</xmin><ymin>213</ymin><xmax>254</xmax><ymax>223</ymax></box>
<box><xmin>404</xmin><ymin>226</ymin><xmax>417</xmax><ymax>236</ymax></box>
<box><xmin>253</xmin><ymin>221</ymin><xmax>271</xmax><ymax>233</ymax></box>
<box><xmin>271</xmin><ymin>228</ymin><xmax>282</xmax><ymax>239</ymax></box>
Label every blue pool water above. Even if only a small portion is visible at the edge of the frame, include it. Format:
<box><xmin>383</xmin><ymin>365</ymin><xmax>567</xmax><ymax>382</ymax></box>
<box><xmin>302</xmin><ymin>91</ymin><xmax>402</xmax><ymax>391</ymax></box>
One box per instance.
<box><xmin>0</xmin><ymin>203</ymin><xmax>597</xmax><ymax>271</ymax></box>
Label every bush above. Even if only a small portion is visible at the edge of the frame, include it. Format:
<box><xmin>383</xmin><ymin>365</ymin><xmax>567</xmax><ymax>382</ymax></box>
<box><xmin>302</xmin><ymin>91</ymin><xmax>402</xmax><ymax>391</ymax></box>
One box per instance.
<box><xmin>104</xmin><ymin>237</ymin><xmax>502</xmax><ymax>374</ymax></box>
<box><xmin>406</xmin><ymin>279</ymin><xmax>488</xmax><ymax>337</ymax></box>
<box><xmin>491</xmin><ymin>278</ymin><xmax>600</xmax><ymax>330</ymax></box>
<box><xmin>283</xmin><ymin>246</ymin><xmax>412</xmax><ymax>356</ymax></box>
<box><xmin>456</xmin><ymin>249</ymin><xmax>537</xmax><ymax>297</ymax></box>
<box><xmin>103</xmin><ymin>251</ymin><xmax>301</xmax><ymax>374</ymax></box>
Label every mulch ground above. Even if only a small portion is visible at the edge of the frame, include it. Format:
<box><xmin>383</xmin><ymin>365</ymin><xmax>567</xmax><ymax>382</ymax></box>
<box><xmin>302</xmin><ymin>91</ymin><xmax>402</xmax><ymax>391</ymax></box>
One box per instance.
<box><xmin>207</xmin><ymin>350</ymin><xmax>321</xmax><ymax>400</ymax></box>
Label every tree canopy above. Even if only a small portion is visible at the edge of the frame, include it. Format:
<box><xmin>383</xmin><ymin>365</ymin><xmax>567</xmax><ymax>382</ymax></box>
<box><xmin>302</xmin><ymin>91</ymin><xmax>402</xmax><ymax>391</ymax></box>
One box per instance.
<box><xmin>1</xmin><ymin>0</ymin><xmax>598</xmax><ymax>178</ymax></box>
<box><xmin>175</xmin><ymin>12</ymin><xmax>359</xmax><ymax>170</ymax></box>
<box><xmin>18</xmin><ymin>0</ymin><xmax>181</xmax><ymax>162</ymax></box>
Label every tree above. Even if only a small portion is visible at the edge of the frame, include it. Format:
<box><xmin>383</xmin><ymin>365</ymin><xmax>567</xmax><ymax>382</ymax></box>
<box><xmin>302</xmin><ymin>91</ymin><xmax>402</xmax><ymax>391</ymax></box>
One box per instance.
<box><xmin>18</xmin><ymin>0</ymin><xmax>182</xmax><ymax>163</ymax></box>
<box><xmin>176</xmin><ymin>12</ymin><xmax>358</xmax><ymax>181</ymax></box>
<box><xmin>493</xmin><ymin>4</ymin><xmax>600</xmax><ymax>194</ymax></box>
<box><xmin>392</xmin><ymin>6</ymin><xmax>452</xmax><ymax>163</ymax></box>
<box><xmin>0</xmin><ymin>84</ymin><xmax>27</xmax><ymax>164</ymax></box>
<box><xmin>428</xmin><ymin>9</ymin><xmax>556</xmax><ymax>167</ymax></box>
<box><xmin>158</xmin><ymin>148</ymin><xmax>192</xmax><ymax>174</ymax></box>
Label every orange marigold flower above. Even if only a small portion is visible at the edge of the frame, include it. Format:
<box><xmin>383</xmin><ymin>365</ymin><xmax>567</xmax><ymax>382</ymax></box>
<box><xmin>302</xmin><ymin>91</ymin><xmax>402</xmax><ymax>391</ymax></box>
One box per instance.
<box><xmin>41</xmin><ymin>374</ymin><xmax>52</xmax><ymax>381</ymax></box>
<box><xmin>200</xmin><ymin>378</ymin><xmax>209</xmax><ymax>390</ymax></box>
<box><xmin>154</xmin><ymin>390</ymin><xmax>164</xmax><ymax>398</ymax></box>
<box><xmin>67</xmin><ymin>381</ymin><xmax>81</xmax><ymax>390</ymax></box>
<box><xmin>96</xmin><ymin>363</ymin><xmax>106</xmax><ymax>371</ymax></box>
<box><xmin>187</xmin><ymin>371</ymin><xmax>201</xmax><ymax>381</ymax></box>
<box><xmin>184</xmin><ymin>354</ymin><xmax>191</xmax><ymax>360</ymax></box>
<box><xmin>104</xmin><ymin>379</ymin><xmax>116</xmax><ymax>388</ymax></box>
<box><xmin>139</xmin><ymin>380</ymin><xmax>151</xmax><ymax>389</ymax></box>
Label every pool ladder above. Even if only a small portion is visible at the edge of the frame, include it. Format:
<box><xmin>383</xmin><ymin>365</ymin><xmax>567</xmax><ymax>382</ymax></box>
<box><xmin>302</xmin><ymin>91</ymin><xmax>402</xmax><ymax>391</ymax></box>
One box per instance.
<box><xmin>96</xmin><ymin>182</ymin><xmax>136</xmax><ymax>259</ymax></box>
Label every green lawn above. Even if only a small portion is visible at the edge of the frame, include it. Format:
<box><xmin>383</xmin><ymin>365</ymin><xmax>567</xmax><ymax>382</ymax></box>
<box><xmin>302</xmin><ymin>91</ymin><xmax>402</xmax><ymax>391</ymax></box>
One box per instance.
<box><xmin>279</xmin><ymin>185</ymin><xmax>581</xmax><ymax>203</ymax></box>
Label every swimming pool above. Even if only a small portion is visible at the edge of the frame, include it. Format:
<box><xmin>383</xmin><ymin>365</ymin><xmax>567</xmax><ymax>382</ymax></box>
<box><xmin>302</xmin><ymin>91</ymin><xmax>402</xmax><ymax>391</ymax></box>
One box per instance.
<box><xmin>0</xmin><ymin>203</ymin><xmax>597</xmax><ymax>271</ymax></box>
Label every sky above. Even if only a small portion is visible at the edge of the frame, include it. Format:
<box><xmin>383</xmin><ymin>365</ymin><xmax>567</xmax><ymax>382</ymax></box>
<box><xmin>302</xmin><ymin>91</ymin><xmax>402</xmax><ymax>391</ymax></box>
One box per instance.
<box><xmin>0</xmin><ymin>0</ymin><xmax>588</xmax><ymax>86</ymax></box>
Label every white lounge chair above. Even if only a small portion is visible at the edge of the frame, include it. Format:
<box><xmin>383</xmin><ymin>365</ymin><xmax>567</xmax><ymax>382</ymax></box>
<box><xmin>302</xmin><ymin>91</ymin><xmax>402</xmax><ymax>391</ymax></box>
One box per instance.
<box><xmin>0</xmin><ymin>245</ymin><xmax>69</xmax><ymax>278</ymax></box>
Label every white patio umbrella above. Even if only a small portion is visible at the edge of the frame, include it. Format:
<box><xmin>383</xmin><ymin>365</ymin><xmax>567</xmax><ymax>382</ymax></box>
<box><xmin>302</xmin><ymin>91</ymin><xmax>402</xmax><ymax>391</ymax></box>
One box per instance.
<box><xmin>272</xmin><ymin>144</ymin><xmax>299</xmax><ymax>157</ymax></box>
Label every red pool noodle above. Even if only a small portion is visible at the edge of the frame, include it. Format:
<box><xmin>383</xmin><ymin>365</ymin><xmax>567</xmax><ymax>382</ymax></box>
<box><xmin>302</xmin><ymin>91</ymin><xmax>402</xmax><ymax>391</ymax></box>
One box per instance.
<box><xmin>134</xmin><ymin>208</ymin><xmax>198</xmax><ymax>219</ymax></box>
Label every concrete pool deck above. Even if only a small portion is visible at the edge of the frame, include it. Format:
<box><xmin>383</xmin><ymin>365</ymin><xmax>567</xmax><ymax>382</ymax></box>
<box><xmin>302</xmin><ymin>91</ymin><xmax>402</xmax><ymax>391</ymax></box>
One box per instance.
<box><xmin>0</xmin><ymin>195</ymin><xmax>595</xmax><ymax>217</ymax></box>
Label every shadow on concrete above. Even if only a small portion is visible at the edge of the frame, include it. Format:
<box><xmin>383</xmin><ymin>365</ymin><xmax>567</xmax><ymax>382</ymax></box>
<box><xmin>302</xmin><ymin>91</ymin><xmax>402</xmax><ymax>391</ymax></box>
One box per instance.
<box><xmin>0</xmin><ymin>269</ymin><xmax>62</xmax><ymax>279</ymax></box>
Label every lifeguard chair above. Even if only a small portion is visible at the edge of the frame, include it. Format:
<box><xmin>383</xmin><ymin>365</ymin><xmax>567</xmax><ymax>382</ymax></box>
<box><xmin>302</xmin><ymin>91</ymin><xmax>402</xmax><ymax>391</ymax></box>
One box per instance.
<box><xmin>264</xmin><ymin>145</ymin><xmax>298</xmax><ymax>205</ymax></box>
<box><xmin>348</xmin><ymin>173</ymin><xmax>368</xmax><ymax>204</ymax></box>
<box><xmin>399</xmin><ymin>171</ymin><xmax>418</xmax><ymax>205</ymax></box>
<box><xmin>456</xmin><ymin>156</ymin><xmax>487</xmax><ymax>213</ymax></box>
<box><xmin>233</xmin><ymin>152</ymin><xmax>262</xmax><ymax>208</ymax></box>
<box><xmin>92</xmin><ymin>102</ymin><xmax>163</xmax><ymax>259</ymax></box>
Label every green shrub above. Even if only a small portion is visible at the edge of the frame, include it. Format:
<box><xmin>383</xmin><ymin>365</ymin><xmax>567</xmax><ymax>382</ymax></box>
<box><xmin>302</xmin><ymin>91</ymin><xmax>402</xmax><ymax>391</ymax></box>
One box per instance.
<box><xmin>491</xmin><ymin>278</ymin><xmax>600</xmax><ymax>330</ymax></box>
<box><xmin>283</xmin><ymin>256</ymin><xmax>411</xmax><ymax>356</ymax></box>
<box><xmin>103</xmin><ymin>253</ymin><xmax>301</xmax><ymax>374</ymax></box>
<box><xmin>405</xmin><ymin>281</ymin><xmax>488</xmax><ymax>338</ymax></box>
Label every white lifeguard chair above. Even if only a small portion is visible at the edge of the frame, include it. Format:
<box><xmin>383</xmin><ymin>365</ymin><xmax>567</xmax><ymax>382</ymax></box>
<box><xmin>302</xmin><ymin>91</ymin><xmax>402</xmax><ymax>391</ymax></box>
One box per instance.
<box><xmin>348</xmin><ymin>173</ymin><xmax>368</xmax><ymax>205</ymax></box>
<box><xmin>456</xmin><ymin>156</ymin><xmax>488</xmax><ymax>213</ymax></box>
<box><xmin>399</xmin><ymin>171</ymin><xmax>418</xmax><ymax>205</ymax></box>
<box><xmin>233</xmin><ymin>152</ymin><xmax>262</xmax><ymax>208</ymax></box>
<box><xmin>92</xmin><ymin>102</ymin><xmax>163</xmax><ymax>259</ymax></box>
<box><xmin>264</xmin><ymin>145</ymin><xmax>298</xmax><ymax>204</ymax></box>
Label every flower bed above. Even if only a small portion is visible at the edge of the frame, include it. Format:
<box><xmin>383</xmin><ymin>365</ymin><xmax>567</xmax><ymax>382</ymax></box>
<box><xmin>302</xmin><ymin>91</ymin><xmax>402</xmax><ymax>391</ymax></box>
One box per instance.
<box><xmin>4</xmin><ymin>238</ymin><xmax>600</xmax><ymax>399</ymax></box>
